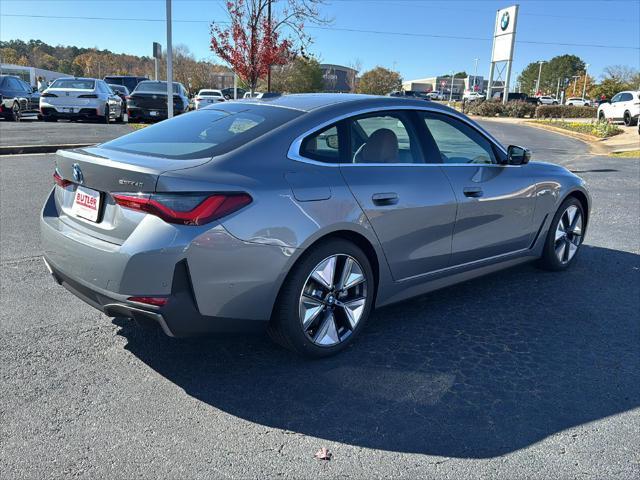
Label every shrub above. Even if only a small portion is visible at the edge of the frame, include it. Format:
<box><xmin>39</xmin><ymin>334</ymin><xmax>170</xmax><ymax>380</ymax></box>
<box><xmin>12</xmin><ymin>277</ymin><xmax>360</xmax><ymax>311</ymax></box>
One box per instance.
<box><xmin>534</xmin><ymin>120</ymin><xmax>622</xmax><ymax>138</ymax></box>
<box><xmin>468</xmin><ymin>100</ymin><xmax>504</xmax><ymax>117</ymax></box>
<box><xmin>502</xmin><ymin>100</ymin><xmax>537</xmax><ymax>118</ymax></box>
<box><xmin>535</xmin><ymin>105</ymin><xmax>597</xmax><ymax>119</ymax></box>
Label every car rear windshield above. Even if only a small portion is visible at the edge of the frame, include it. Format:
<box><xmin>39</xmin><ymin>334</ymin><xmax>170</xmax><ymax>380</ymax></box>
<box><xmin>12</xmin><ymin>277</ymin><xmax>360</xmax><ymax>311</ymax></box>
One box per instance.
<box><xmin>200</xmin><ymin>90</ymin><xmax>221</xmax><ymax>96</ymax></box>
<box><xmin>134</xmin><ymin>82</ymin><xmax>181</xmax><ymax>94</ymax></box>
<box><xmin>51</xmin><ymin>79</ymin><xmax>95</xmax><ymax>89</ymax></box>
<box><xmin>100</xmin><ymin>106</ymin><xmax>302</xmax><ymax>160</ymax></box>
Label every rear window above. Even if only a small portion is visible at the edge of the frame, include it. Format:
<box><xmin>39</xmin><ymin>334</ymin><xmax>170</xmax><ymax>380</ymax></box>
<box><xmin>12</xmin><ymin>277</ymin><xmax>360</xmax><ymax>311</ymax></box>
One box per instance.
<box><xmin>200</xmin><ymin>90</ymin><xmax>221</xmax><ymax>96</ymax></box>
<box><xmin>135</xmin><ymin>82</ymin><xmax>182</xmax><ymax>94</ymax></box>
<box><xmin>51</xmin><ymin>79</ymin><xmax>95</xmax><ymax>89</ymax></box>
<box><xmin>100</xmin><ymin>106</ymin><xmax>302</xmax><ymax>160</ymax></box>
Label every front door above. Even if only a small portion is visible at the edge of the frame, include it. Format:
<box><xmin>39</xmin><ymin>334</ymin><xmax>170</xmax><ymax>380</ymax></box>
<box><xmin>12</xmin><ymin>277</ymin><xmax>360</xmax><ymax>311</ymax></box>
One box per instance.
<box><xmin>418</xmin><ymin>111</ymin><xmax>538</xmax><ymax>266</ymax></box>
<box><xmin>337</xmin><ymin>111</ymin><xmax>458</xmax><ymax>280</ymax></box>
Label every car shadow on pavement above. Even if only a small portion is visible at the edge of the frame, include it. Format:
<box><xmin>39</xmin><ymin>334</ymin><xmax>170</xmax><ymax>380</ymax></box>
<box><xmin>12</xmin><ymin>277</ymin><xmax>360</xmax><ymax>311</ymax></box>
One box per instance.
<box><xmin>113</xmin><ymin>245</ymin><xmax>639</xmax><ymax>458</ymax></box>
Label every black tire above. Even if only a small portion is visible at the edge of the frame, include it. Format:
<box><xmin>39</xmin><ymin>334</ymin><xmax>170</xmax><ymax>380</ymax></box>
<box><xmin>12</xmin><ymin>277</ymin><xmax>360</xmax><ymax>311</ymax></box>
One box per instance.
<box><xmin>623</xmin><ymin>111</ymin><xmax>637</xmax><ymax>126</ymax></box>
<box><xmin>599</xmin><ymin>111</ymin><xmax>606</xmax><ymax>121</ymax></box>
<box><xmin>552</xmin><ymin>101</ymin><xmax>558</xmax><ymax>105</ymax></box>
<box><xmin>268</xmin><ymin>238</ymin><xmax>375</xmax><ymax>358</ymax></box>
<box><xmin>102</xmin><ymin>104</ymin><xmax>110</xmax><ymax>124</ymax></box>
<box><xmin>538</xmin><ymin>197</ymin><xmax>585</xmax><ymax>271</ymax></box>
<box><xmin>44</xmin><ymin>116</ymin><xmax>57</xmax><ymax>122</ymax></box>
<box><xmin>9</xmin><ymin>102</ymin><xmax>21</xmax><ymax>122</ymax></box>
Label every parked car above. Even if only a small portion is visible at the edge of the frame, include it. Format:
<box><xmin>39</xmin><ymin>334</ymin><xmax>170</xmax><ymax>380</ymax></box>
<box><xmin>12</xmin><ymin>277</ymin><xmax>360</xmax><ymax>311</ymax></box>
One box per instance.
<box><xmin>40</xmin><ymin>77</ymin><xmax>123</xmax><ymax>123</ymax></box>
<box><xmin>0</xmin><ymin>75</ymin><xmax>40</xmax><ymax>121</ymax></box>
<box><xmin>221</xmin><ymin>87</ymin><xmax>246</xmax><ymax>100</ymax></box>
<box><xmin>491</xmin><ymin>92</ymin><xmax>538</xmax><ymax>104</ymax></box>
<box><xmin>427</xmin><ymin>91</ymin><xmax>446</xmax><ymax>100</ymax></box>
<box><xmin>463</xmin><ymin>91</ymin><xmax>485</xmax><ymax>102</ymax></box>
<box><xmin>108</xmin><ymin>84</ymin><xmax>130</xmax><ymax>105</ymax></box>
<box><xmin>103</xmin><ymin>76</ymin><xmax>148</xmax><ymax>94</ymax></box>
<box><xmin>243</xmin><ymin>91</ymin><xmax>264</xmax><ymax>99</ymax></box>
<box><xmin>536</xmin><ymin>95</ymin><xmax>559</xmax><ymax>105</ymax></box>
<box><xmin>194</xmin><ymin>89</ymin><xmax>225</xmax><ymax>109</ymax></box>
<box><xmin>597</xmin><ymin>91</ymin><xmax>640</xmax><ymax>126</ymax></box>
<box><xmin>388</xmin><ymin>90</ymin><xmax>430</xmax><ymax>100</ymax></box>
<box><xmin>565</xmin><ymin>97</ymin><xmax>591</xmax><ymax>107</ymax></box>
<box><xmin>41</xmin><ymin>94</ymin><xmax>591</xmax><ymax>358</ymax></box>
<box><xmin>126</xmin><ymin>80</ymin><xmax>190</xmax><ymax>122</ymax></box>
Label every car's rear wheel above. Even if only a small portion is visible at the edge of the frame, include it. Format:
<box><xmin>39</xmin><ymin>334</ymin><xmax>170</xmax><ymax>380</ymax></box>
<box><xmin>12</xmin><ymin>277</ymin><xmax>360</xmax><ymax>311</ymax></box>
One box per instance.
<box><xmin>103</xmin><ymin>104</ymin><xmax>110</xmax><ymax>124</ymax></box>
<box><xmin>623</xmin><ymin>110</ymin><xmax>637</xmax><ymax>126</ymax></box>
<box><xmin>538</xmin><ymin>197</ymin><xmax>585</xmax><ymax>271</ymax></box>
<box><xmin>268</xmin><ymin>239</ymin><xmax>375</xmax><ymax>358</ymax></box>
<box><xmin>599</xmin><ymin>111</ymin><xmax>606</xmax><ymax>121</ymax></box>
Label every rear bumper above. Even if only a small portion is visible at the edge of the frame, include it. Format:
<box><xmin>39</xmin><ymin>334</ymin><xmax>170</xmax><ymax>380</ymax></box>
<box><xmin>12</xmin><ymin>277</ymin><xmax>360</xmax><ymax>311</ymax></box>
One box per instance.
<box><xmin>40</xmin><ymin>188</ymin><xmax>292</xmax><ymax>336</ymax></box>
<box><xmin>40</xmin><ymin>106</ymin><xmax>101</xmax><ymax>119</ymax></box>
<box><xmin>127</xmin><ymin>106</ymin><xmax>185</xmax><ymax>121</ymax></box>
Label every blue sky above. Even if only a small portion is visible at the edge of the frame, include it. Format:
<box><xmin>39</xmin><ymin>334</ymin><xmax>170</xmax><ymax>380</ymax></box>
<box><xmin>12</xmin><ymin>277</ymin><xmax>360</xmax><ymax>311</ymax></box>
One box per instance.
<box><xmin>1</xmin><ymin>0</ymin><xmax>639</xmax><ymax>81</ymax></box>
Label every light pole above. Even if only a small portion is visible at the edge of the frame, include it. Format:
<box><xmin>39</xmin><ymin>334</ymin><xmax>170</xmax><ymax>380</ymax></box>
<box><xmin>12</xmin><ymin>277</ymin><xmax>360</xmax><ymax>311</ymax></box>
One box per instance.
<box><xmin>266</xmin><ymin>0</ymin><xmax>272</xmax><ymax>93</ymax></box>
<box><xmin>473</xmin><ymin>58</ymin><xmax>479</xmax><ymax>91</ymax></box>
<box><xmin>582</xmin><ymin>64</ymin><xmax>590</xmax><ymax>100</ymax></box>
<box><xmin>556</xmin><ymin>78</ymin><xmax>561</xmax><ymax>100</ymax></box>
<box><xmin>571</xmin><ymin>75</ymin><xmax>580</xmax><ymax>96</ymax></box>
<box><xmin>449</xmin><ymin>71</ymin><xmax>454</xmax><ymax>104</ymax></box>
<box><xmin>166</xmin><ymin>0</ymin><xmax>174</xmax><ymax>118</ymax></box>
<box><xmin>535</xmin><ymin>60</ymin><xmax>546</xmax><ymax>96</ymax></box>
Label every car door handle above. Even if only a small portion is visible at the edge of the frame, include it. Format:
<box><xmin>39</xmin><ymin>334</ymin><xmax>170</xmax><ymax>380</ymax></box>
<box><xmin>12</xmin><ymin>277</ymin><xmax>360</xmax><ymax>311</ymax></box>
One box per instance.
<box><xmin>372</xmin><ymin>192</ymin><xmax>399</xmax><ymax>205</ymax></box>
<box><xmin>463</xmin><ymin>187</ymin><xmax>484</xmax><ymax>198</ymax></box>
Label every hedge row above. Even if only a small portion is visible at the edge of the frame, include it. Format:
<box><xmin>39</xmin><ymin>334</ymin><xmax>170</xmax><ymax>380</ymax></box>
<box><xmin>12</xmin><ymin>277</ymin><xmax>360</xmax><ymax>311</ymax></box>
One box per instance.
<box><xmin>467</xmin><ymin>100</ymin><xmax>597</xmax><ymax>119</ymax></box>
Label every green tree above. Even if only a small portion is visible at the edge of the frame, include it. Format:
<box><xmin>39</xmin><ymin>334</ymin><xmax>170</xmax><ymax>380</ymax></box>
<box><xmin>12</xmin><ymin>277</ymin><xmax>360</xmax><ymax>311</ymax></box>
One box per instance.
<box><xmin>267</xmin><ymin>56</ymin><xmax>323</xmax><ymax>93</ymax></box>
<box><xmin>357</xmin><ymin>66</ymin><xmax>402</xmax><ymax>95</ymax></box>
<box><xmin>518</xmin><ymin>55</ymin><xmax>586</xmax><ymax>95</ymax></box>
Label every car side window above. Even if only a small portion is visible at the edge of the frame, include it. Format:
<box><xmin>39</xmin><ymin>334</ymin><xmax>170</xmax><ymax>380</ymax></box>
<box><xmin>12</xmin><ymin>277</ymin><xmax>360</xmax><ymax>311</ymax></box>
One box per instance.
<box><xmin>421</xmin><ymin>112</ymin><xmax>497</xmax><ymax>164</ymax></box>
<box><xmin>300</xmin><ymin>125</ymin><xmax>341</xmax><ymax>163</ymax></box>
<box><xmin>620</xmin><ymin>93</ymin><xmax>633</xmax><ymax>101</ymax></box>
<box><xmin>611</xmin><ymin>93</ymin><xmax>622</xmax><ymax>103</ymax></box>
<box><xmin>348</xmin><ymin>112</ymin><xmax>423</xmax><ymax>164</ymax></box>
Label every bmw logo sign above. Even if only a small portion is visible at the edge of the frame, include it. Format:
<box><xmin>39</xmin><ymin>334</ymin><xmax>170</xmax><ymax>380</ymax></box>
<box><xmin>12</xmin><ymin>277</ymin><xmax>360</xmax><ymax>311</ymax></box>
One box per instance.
<box><xmin>501</xmin><ymin>11</ymin><xmax>510</xmax><ymax>31</ymax></box>
<box><xmin>72</xmin><ymin>163</ymin><xmax>84</xmax><ymax>184</ymax></box>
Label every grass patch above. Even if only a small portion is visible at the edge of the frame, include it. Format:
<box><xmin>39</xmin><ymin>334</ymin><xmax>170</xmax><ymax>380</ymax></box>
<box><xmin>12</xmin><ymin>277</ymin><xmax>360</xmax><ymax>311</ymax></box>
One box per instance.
<box><xmin>128</xmin><ymin>123</ymin><xmax>148</xmax><ymax>130</ymax></box>
<box><xmin>611</xmin><ymin>150</ymin><xmax>640</xmax><ymax>158</ymax></box>
<box><xmin>532</xmin><ymin>120</ymin><xmax>623</xmax><ymax>138</ymax></box>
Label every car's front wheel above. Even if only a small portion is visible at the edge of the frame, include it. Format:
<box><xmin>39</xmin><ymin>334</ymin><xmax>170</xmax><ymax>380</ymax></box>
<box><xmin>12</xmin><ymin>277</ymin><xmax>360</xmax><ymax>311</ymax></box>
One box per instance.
<box><xmin>538</xmin><ymin>197</ymin><xmax>585</xmax><ymax>271</ymax></box>
<box><xmin>268</xmin><ymin>239</ymin><xmax>375</xmax><ymax>358</ymax></box>
<box><xmin>10</xmin><ymin>102</ymin><xmax>21</xmax><ymax>122</ymax></box>
<box><xmin>623</xmin><ymin>110</ymin><xmax>637</xmax><ymax>126</ymax></box>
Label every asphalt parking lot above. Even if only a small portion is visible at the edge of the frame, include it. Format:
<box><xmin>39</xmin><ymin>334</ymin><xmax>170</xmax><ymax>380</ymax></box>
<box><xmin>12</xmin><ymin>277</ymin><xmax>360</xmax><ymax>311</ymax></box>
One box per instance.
<box><xmin>1</xmin><ymin>122</ymin><xmax>638</xmax><ymax>479</ymax></box>
<box><xmin>0</xmin><ymin>118</ymin><xmax>133</xmax><ymax>147</ymax></box>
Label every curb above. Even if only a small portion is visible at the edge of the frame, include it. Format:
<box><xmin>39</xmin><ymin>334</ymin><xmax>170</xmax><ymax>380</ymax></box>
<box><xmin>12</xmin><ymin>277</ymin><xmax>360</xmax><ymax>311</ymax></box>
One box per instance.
<box><xmin>0</xmin><ymin>143</ymin><xmax>93</xmax><ymax>155</ymax></box>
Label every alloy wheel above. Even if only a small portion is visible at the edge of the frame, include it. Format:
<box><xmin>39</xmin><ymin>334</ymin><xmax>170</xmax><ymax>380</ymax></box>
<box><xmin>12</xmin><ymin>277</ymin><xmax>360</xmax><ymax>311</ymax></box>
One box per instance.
<box><xmin>554</xmin><ymin>205</ymin><xmax>583</xmax><ymax>264</ymax></box>
<box><xmin>299</xmin><ymin>254</ymin><xmax>367</xmax><ymax>347</ymax></box>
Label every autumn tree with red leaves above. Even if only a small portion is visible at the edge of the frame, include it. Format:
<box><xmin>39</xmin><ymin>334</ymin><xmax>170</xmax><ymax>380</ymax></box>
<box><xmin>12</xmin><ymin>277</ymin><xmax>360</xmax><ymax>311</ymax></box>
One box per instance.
<box><xmin>210</xmin><ymin>0</ymin><xmax>327</xmax><ymax>94</ymax></box>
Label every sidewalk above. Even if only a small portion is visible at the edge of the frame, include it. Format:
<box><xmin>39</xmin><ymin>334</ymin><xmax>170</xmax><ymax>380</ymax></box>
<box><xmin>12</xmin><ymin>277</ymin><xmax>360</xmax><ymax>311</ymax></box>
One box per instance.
<box><xmin>476</xmin><ymin>116</ymin><xmax>639</xmax><ymax>155</ymax></box>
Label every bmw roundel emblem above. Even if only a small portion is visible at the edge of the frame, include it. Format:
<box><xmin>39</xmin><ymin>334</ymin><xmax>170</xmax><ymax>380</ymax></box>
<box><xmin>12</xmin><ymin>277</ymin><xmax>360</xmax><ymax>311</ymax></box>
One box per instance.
<box><xmin>501</xmin><ymin>11</ymin><xmax>510</xmax><ymax>31</ymax></box>
<box><xmin>72</xmin><ymin>163</ymin><xmax>84</xmax><ymax>184</ymax></box>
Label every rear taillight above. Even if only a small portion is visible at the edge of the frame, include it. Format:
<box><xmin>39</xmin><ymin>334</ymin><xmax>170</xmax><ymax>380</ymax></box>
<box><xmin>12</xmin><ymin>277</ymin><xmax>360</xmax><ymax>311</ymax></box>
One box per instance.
<box><xmin>128</xmin><ymin>296</ymin><xmax>168</xmax><ymax>307</ymax></box>
<box><xmin>112</xmin><ymin>193</ymin><xmax>252</xmax><ymax>226</ymax></box>
<box><xmin>41</xmin><ymin>92</ymin><xmax>57</xmax><ymax>98</ymax></box>
<box><xmin>53</xmin><ymin>171</ymin><xmax>72</xmax><ymax>188</ymax></box>
<box><xmin>78</xmin><ymin>94</ymin><xmax>98</xmax><ymax>98</ymax></box>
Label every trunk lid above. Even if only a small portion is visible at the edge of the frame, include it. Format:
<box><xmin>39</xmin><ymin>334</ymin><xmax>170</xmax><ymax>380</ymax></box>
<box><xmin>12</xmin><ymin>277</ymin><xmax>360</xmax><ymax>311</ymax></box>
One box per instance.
<box><xmin>54</xmin><ymin>147</ymin><xmax>212</xmax><ymax>244</ymax></box>
<box><xmin>128</xmin><ymin>92</ymin><xmax>182</xmax><ymax>110</ymax></box>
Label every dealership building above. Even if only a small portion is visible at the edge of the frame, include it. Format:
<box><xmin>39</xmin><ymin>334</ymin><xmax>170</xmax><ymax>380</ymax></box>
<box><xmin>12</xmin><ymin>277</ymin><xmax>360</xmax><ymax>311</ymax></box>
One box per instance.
<box><xmin>0</xmin><ymin>63</ymin><xmax>68</xmax><ymax>88</ymax></box>
<box><xmin>402</xmin><ymin>75</ymin><xmax>504</xmax><ymax>95</ymax></box>
<box><xmin>320</xmin><ymin>64</ymin><xmax>358</xmax><ymax>93</ymax></box>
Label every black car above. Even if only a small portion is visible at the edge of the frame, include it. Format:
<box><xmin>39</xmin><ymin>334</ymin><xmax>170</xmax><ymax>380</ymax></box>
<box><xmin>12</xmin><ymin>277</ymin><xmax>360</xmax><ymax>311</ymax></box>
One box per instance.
<box><xmin>103</xmin><ymin>76</ymin><xmax>148</xmax><ymax>94</ymax></box>
<box><xmin>492</xmin><ymin>91</ymin><xmax>538</xmax><ymax>104</ymax></box>
<box><xmin>126</xmin><ymin>80</ymin><xmax>190</xmax><ymax>122</ymax></box>
<box><xmin>221</xmin><ymin>87</ymin><xmax>246</xmax><ymax>100</ymax></box>
<box><xmin>0</xmin><ymin>75</ymin><xmax>40</xmax><ymax>121</ymax></box>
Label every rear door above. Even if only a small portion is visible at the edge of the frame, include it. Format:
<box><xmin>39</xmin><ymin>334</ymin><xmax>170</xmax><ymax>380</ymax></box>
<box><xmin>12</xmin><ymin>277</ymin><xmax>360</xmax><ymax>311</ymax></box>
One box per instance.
<box><xmin>418</xmin><ymin>111</ymin><xmax>537</xmax><ymax>266</ymax></box>
<box><xmin>335</xmin><ymin>110</ymin><xmax>458</xmax><ymax>280</ymax></box>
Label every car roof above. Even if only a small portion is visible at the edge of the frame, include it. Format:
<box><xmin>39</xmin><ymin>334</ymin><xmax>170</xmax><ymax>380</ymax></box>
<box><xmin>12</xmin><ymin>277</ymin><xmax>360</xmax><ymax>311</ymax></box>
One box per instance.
<box><xmin>240</xmin><ymin>93</ymin><xmax>454</xmax><ymax>113</ymax></box>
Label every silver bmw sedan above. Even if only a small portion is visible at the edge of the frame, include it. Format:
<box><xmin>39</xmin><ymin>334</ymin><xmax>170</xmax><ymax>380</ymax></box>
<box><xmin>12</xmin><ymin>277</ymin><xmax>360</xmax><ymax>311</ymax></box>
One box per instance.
<box><xmin>41</xmin><ymin>94</ymin><xmax>590</xmax><ymax>357</ymax></box>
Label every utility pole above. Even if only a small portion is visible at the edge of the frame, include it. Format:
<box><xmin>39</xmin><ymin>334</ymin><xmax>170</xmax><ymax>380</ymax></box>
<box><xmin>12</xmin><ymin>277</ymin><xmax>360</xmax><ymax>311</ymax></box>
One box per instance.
<box><xmin>266</xmin><ymin>0</ymin><xmax>272</xmax><ymax>93</ymax></box>
<box><xmin>535</xmin><ymin>60</ymin><xmax>545</xmax><ymax>96</ymax></box>
<box><xmin>582</xmin><ymin>64</ymin><xmax>590</xmax><ymax>100</ymax></box>
<box><xmin>166</xmin><ymin>0</ymin><xmax>173</xmax><ymax>118</ymax></box>
<box><xmin>556</xmin><ymin>78</ymin><xmax>561</xmax><ymax>100</ymax></box>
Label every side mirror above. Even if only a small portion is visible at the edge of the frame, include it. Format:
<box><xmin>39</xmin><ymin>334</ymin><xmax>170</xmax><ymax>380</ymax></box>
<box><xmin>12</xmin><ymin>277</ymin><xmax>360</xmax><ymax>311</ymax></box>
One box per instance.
<box><xmin>507</xmin><ymin>145</ymin><xmax>531</xmax><ymax>165</ymax></box>
<box><xmin>325</xmin><ymin>134</ymin><xmax>339</xmax><ymax>150</ymax></box>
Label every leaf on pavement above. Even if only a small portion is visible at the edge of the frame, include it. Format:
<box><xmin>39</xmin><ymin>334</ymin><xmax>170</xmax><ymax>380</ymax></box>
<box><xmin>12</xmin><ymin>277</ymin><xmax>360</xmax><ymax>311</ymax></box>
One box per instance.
<box><xmin>314</xmin><ymin>447</ymin><xmax>332</xmax><ymax>461</ymax></box>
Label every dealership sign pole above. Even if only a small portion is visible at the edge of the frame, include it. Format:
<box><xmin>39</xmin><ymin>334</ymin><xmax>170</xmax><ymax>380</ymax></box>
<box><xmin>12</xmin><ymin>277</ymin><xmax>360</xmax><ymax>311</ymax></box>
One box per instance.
<box><xmin>153</xmin><ymin>42</ymin><xmax>161</xmax><ymax>81</ymax></box>
<box><xmin>166</xmin><ymin>0</ymin><xmax>174</xmax><ymax>118</ymax></box>
<box><xmin>486</xmin><ymin>5</ymin><xmax>518</xmax><ymax>103</ymax></box>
